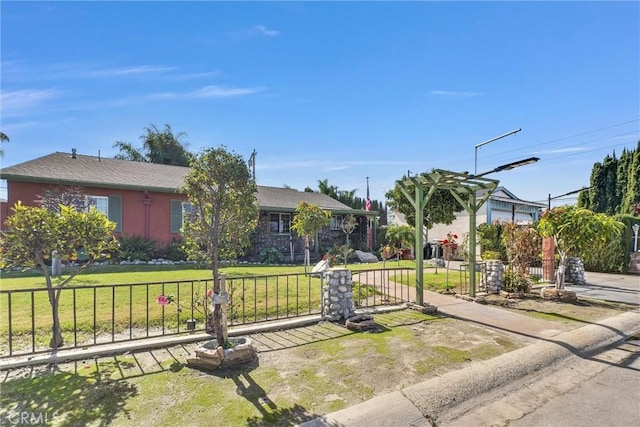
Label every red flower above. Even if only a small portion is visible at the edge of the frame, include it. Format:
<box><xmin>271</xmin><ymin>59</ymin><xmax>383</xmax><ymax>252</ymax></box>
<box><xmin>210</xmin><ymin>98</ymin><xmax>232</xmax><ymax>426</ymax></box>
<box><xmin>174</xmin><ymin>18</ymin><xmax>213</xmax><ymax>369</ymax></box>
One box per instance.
<box><xmin>206</xmin><ymin>289</ymin><xmax>213</xmax><ymax>298</ymax></box>
<box><xmin>155</xmin><ymin>295</ymin><xmax>170</xmax><ymax>306</ymax></box>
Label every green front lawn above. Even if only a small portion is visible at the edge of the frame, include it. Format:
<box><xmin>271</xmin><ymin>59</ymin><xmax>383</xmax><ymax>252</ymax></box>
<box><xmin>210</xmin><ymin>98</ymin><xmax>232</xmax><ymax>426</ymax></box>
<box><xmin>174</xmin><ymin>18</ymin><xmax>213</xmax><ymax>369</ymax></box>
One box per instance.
<box><xmin>0</xmin><ymin>262</ymin><xmax>418</xmax><ymax>349</ymax></box>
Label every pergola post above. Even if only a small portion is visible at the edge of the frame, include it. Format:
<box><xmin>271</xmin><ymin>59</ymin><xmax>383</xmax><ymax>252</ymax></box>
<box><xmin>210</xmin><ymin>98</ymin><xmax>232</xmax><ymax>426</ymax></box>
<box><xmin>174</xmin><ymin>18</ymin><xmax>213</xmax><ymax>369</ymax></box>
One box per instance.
<box><xmin>414</xmin><ymin>183</ymin><xmax>425</xmax><ymax>305</ymax></box>
<box><xmin>468</xmin><ymin>196</ymin><xmax>477</xmax><ymax>297</ymax></box>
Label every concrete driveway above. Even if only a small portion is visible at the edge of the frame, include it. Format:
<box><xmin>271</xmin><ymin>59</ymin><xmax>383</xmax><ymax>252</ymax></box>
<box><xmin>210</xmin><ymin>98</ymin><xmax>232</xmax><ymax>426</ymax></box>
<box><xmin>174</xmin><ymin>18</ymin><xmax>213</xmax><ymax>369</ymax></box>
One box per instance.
<box><xmin>564</xmin><ymin>271</ymin><xmax>640</xmax><ymax>305</ymax></box>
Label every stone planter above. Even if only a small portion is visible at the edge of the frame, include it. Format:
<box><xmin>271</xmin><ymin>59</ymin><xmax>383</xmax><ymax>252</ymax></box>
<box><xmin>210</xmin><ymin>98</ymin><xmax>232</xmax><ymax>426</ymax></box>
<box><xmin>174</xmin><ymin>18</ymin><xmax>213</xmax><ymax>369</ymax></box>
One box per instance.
<box><xmin>540</xmin><ymin>287</ymin><xmax>577</xmax><ymax>302</ymax></box>
<box><xmin>187</xmin><ymin>337</ymin><xmax>257</xmax><ymax>370</ymax></box>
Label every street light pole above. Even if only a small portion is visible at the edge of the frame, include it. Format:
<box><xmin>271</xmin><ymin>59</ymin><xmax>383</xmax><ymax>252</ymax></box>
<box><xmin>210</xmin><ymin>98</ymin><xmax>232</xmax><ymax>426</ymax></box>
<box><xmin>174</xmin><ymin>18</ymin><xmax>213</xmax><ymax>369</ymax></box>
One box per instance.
<box><xmin>474</xmin><ymin>128</ymin><xmax>522</xmax><ymax>175</ymax></box>
<box><xmin>633</xmin><ymin>223</ymin><xmax>639</xmax><ymax>252</ymax></box>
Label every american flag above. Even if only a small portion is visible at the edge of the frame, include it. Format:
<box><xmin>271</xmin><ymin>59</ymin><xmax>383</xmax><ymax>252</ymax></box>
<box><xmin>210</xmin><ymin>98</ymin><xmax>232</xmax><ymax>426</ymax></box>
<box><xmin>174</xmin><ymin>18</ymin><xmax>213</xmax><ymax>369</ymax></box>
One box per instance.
<box><xmin>365</xmin><ymin>197</ymin><xmax>372</xmax><ymax>211</ymax></box>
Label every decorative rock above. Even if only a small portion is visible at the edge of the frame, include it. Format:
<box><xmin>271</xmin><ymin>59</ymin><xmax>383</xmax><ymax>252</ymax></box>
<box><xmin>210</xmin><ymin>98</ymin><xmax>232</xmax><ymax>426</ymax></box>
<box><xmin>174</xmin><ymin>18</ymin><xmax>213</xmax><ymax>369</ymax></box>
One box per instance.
<box><xmin>407</xmin><ymin>302</ymin><xmax>438</xmax><ymax>314</ymax></box>
<box><xmin>541</xmin><ymin>287</ymin><xmax>578</xmax><ymax>302</ymax></box>
<box><xmin>345</xmin><ymin>314</ymin><xmax>376</xmax><ymax>331</ymax></box>
<box><xmin>354</xmin><ymin>250</ymin><xmax>379</xmax><ymax>263</ymax></box>
<box><xmin>311</xmin><ymin>260</ymin><xmax>330</xmax><ymax>276</ymax></box>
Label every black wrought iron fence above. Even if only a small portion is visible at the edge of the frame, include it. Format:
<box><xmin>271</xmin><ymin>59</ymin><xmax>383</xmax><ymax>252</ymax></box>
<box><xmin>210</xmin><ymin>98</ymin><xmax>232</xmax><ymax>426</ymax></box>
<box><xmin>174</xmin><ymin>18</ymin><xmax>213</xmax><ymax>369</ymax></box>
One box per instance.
<box><xmin>0</xmin><ymin>268</ymin><xmax>412</xmax><ymax>359</ymax></box>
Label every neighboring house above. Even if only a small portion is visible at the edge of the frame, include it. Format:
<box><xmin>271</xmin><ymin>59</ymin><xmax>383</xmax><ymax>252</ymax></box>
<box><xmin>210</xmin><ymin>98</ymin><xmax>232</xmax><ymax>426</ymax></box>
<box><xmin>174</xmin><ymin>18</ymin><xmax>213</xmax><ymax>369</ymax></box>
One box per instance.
<box><xmin>392</xmin><ymin>187</ymin><xmax>546</xmax><ymax>258</ymax></box>
<box><xmin>0</xmin><ymin>151</ymin><xmax>371</xmax><ymax>261</ymax></box>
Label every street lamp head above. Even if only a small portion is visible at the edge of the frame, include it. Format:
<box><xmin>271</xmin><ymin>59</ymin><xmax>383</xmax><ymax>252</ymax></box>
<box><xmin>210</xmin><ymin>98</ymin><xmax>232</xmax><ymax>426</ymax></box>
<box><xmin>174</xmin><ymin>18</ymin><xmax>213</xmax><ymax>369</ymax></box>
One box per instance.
<box><xmin>470</xmin><ymin>157</ymin><xmax>539</xmax><ymax>179</ymax></box>
<box><xmin>493</xmin><ymin>157</ymin><xmax>540</xmax><ymax>172</ymax></box>
<box><xmin>633</xmin><ymin>223</ymin><xmax>639</xmax><ymax>233</ymax></box>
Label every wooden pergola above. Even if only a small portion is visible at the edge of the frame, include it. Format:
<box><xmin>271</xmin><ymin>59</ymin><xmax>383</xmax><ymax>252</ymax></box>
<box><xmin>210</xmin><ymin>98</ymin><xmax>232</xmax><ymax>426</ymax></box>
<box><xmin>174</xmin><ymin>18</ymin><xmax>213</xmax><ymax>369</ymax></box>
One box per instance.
<box><xmin>396</xmin><ymin>169</ymin><xmax>499</xmax><ymax>303</ymax></box>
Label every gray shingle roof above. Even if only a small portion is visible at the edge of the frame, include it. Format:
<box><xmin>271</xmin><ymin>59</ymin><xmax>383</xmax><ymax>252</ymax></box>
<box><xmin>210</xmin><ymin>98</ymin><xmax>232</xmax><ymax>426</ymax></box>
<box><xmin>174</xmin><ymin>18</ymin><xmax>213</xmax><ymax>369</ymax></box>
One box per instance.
<box><xmin>1</xmin><ymin>152</ymin><xmax>360</xmax><ymax>213</ymax></box>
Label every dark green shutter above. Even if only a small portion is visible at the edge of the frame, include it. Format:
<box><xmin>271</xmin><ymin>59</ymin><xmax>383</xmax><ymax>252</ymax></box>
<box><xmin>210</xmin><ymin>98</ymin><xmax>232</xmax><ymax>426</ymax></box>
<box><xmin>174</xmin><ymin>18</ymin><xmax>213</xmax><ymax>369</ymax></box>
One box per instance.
<box><xmin>108</xmin><ymin>196</ymin><xmax>122</xmax><ymax>232</ymax></box>
<box><xmin>171</xmin><ymin>200</ymin><xmax>183</xmax><ymax>233</ymax></box>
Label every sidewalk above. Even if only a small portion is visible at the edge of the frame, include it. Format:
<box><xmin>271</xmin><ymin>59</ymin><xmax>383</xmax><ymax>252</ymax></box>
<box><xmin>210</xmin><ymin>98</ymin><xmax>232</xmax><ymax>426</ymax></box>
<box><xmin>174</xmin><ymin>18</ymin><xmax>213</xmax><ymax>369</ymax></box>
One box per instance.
<box><xmin>301</xmin><ymin>295</ymin><xmax>640</xmax><ymax>427</ymax></box>
<box><xmin>423</xmin><ymin>290</ymin><xmax>572</xmax><ymax>341</ymax></box>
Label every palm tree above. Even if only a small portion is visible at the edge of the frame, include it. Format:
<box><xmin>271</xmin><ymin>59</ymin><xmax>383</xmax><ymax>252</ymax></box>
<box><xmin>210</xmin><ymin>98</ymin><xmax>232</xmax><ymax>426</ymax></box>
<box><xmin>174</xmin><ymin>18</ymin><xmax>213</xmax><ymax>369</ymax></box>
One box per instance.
<box><xmin>113</xmin><ymin>124</ymin><xmax>192</xmax><ymax>166</ymax></box>
<box><xmin>0</xmin><ymin>131</ymin><xmax>9</xmax><ymax>158</ymax></box>
<box><xmin>317</xmin><ymin>179</ymin><xmax>338</xmax><ymax>199</ymax></box>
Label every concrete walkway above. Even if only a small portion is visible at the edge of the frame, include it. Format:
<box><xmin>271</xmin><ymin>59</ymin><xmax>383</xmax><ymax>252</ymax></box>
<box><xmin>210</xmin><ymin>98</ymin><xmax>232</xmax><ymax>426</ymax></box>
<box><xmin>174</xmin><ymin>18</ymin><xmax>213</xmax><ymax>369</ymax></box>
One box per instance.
<box><xmin>422</xmin><ymin>290</ymin><xmax>569</xmax><ymax>341</ymax></box>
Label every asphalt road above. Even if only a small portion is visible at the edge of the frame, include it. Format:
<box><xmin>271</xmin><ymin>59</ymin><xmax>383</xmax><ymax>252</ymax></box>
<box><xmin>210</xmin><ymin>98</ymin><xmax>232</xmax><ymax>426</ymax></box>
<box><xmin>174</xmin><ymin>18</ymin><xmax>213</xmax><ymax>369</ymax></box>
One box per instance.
<box><xmin>564</xmin><ymin>271</ymin><xmax>640</xmax><ymax>305</ymax></box>
<box><xmin>447</xmin><ymin>335</ymin><xmax>640</xmax><ymax>427</ymax></box>
<box><xmin>508</xmin><ymin>338</ymin><xmax>640</xmax><ymax>427</ymax></box>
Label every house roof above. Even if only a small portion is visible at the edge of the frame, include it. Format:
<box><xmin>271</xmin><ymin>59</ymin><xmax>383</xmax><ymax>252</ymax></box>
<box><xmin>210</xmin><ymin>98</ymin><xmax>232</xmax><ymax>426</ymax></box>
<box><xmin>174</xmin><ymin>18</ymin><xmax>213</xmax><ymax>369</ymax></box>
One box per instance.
<box><xmin>1</xmin><ymin>151</ymin><xmax>365</xmax><ymax>214</ymax></box>
<box><xmin>477</xmin><ymin>186</ymin><xmax>546</xmax><ymax>208</ymax></box>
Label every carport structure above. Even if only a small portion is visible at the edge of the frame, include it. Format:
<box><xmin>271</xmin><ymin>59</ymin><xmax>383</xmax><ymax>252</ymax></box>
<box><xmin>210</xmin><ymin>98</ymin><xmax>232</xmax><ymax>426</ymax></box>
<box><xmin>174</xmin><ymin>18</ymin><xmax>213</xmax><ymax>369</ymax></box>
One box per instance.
<box><xmin>396</xmin><ymin>170</ymin><xmax>499</xmax><ymax>303</ymax></box>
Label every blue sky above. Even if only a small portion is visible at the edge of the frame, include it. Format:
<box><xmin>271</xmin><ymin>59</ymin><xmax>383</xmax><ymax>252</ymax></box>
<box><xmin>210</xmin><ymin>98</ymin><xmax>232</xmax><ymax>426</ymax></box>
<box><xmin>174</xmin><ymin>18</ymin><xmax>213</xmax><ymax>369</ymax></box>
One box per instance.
<box><xmin>1</xmin><ymin>1</ymin><xmax>639</xmax><ymax>207</ymax></box>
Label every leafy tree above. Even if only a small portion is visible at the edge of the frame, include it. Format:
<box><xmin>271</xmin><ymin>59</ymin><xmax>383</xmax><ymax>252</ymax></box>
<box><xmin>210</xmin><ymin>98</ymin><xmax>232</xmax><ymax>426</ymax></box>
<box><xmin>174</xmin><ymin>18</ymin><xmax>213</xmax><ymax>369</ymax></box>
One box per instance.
<box><xmin>113</xmin><ymin>124</ymin><xmax>192</xmax><ymax>166</ymax></box>
<box><xmin>181</xmin><ymin>147</ymin><xmax>259</xmax><ymax>346</ymax></box>
<box><xmin>290</xmin><ymin>202</ymin><xmax>331</xmax><ymax>272</ymax></box>
<box><xmin>0</xmin><ymin>202</ymin><xmax>117</xmax><ymax>348</ymax></box>
<box><xmin>0</xmin><ymin>131</ymin><xmax>8</xmax><ymax>157</ymax></box>
<box><xmin>36</xmin><ymin>185</ymin><xmax>92</xmax><ymax>213</ymax></box>
<box><xmin>385</xmin><ymin>225</ymin><xmax>415</xmax><ymax>250</ymax></box>
<box><xmin>538</xmin><ymin>206</ymin><xmax>623</xmax><ymax>289</ymax></box>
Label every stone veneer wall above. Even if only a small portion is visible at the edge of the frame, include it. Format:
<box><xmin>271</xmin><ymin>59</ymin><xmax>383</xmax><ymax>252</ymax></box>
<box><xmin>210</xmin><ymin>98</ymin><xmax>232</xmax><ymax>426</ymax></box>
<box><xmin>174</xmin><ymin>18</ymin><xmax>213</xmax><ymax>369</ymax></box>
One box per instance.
<box><xmin>322</xmin><ymin>268</ymin><xmax>355</xmax><ymax>321</ymax></box>
<box><xmin>485</xmin><ymin>260</ymin><xmax>503</xmax><ymax>294</ymax></box>
<box><xmin>565</xmin><ymin>257</ymin><xmax>586</xmax><ymax>285</ymax></box>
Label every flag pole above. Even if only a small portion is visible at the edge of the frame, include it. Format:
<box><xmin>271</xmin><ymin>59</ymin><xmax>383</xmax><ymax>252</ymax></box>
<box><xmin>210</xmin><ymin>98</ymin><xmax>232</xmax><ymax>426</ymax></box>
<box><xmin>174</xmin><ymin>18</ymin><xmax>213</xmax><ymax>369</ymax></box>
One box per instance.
<box><xmin>366</xmin><ymin>177</ymin><xmax>372</xmax><ymax>249</ymax></box>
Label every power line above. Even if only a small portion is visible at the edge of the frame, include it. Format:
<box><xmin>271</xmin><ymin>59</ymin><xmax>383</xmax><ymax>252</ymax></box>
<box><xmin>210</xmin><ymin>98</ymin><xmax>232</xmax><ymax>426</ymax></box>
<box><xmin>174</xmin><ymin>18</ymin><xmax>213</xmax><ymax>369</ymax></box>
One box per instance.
<box><xmin>478</xmin><ymin>128</ymin><xmax>638</xmax><ymax>164</ymax></box>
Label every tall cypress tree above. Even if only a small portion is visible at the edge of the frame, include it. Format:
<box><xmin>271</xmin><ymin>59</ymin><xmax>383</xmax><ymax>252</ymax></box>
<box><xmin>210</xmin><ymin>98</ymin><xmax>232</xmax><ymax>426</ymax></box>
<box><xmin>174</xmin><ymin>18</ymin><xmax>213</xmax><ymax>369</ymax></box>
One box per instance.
<box><xmin>621</xmin><ymin>143</ymin><xmax>640</xmax><ymax>215</ymax></box>
<box><xmin>588</xmin><ymin>162</ymin><xmax>606</xmax><ymax>213</ymax></box>
<box><xmin>615</xmin><ymin>148</ymin><xmax>631</xmax><ymax>213</ymax></box>
<box><xmin>601</xmin><ymin>153</ymin><xmax>618</xmax><ymax>215</ymax></box>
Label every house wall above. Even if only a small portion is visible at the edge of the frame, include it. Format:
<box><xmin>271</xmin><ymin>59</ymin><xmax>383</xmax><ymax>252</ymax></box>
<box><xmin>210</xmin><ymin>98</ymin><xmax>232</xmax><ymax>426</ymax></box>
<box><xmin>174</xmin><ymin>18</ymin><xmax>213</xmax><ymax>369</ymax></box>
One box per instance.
<box><xmin>3</xmin><ymin>181</ymin><xmax>186</xmax><ymax>245</ymax></box>
<box><xmin>247</xmin><ymin>213</ymin><xmax>366</xmax><ymax>262</ymax></box>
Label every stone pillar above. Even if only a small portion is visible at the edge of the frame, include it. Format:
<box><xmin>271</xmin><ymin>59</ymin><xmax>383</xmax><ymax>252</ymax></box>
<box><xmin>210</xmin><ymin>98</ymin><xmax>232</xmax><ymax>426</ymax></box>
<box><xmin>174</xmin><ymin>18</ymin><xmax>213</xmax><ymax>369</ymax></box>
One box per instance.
<box><xmin>565</xmin><ymin>257</ymin><xmax>586</xmax><ymax>285</ymax></box>
<box><xmin>485</xmin><ymin>260</ymin><xmax>503</xmax><ymax>294</ymax></box>
<box><xmin>322</xmin><ymin>268</ymin><xmax>355</xmax><ymax>321</ymax></box>
<box><xmin>542</xmin><ymin>237</ymin><xmax>555</xmax><ymax>282</ymax></box>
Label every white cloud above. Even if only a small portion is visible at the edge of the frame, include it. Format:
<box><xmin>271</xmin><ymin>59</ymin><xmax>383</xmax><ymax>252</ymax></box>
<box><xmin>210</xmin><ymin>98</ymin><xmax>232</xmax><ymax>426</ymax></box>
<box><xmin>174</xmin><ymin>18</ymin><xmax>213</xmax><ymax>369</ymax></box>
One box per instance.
<box><xmin>228</xmin><ymin>25</ymin><xmax>280</xmax><ymax>42</ymax></box>
<box><xmin>82</xmin><ymin>65</ymin><xmax>177</xmax><ymax>78</ymax></box>
<box><xmin>144</xmin><ymin>85</ymin><xmax>265</xmax><ymax>101</ymax></box>
<box><xmin>0</xmin><ymin>88</ymin><xmax>60</xmax><ymax>116</ymax></box>
<box><xmin>254</xmin><ymin>25</ymin><xmax>280</xmax><ymax>37</ymax></box>
<box><xmin>534</xmin><ymin>147</ymin><xmax>589</xmax><ymax>155</ymax></box>
<box><xmin>429</xmin><ymin>90</ymin><xmax>485</xmax><ymax>98</ymax></box>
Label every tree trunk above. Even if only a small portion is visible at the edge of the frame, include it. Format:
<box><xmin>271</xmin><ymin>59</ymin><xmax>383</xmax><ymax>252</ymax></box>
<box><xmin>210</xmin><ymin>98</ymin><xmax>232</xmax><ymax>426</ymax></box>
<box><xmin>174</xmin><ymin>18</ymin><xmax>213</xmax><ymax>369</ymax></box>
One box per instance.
<box><xmin>49</xmin><ymin>288</ymin><xmax>64</xmax><ymax>348</ymax></box>
<box><xmin>556</xmin><ymin>252</ymin><xmax>567</xmax><ymax>290</ymax></box>
<box><xmin>39</xmin><ymin>257</ymin><xmax>64</xmax><ymax>349</ymax></box>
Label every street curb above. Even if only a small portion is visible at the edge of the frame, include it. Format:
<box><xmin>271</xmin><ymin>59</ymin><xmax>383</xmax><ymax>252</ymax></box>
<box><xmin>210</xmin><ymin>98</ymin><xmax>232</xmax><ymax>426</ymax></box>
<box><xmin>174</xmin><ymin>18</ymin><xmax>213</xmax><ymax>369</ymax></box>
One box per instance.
<box><xmin>301</xmin><ymin>310</ymin><xmax>640</xmax><ymax>427</ymax></box>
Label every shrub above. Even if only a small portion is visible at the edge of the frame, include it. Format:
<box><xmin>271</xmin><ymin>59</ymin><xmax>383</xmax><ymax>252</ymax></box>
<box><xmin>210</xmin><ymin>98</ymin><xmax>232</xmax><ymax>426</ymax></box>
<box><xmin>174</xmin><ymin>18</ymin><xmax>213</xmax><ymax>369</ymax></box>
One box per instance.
<box><xmin>481</xmin><ymin>250</ymin><xmax>502</xmax><ymax>260</ymax></box>
<box><xmin>154</xmin><ymin>240</ymin><xmax>188</xmax><ymax>261</ymax></box>
<box><xmin>502</xmin><ymin>270</ymin><xmax>531</xmax><ymax>293</ymax></box>
<box><xmin>260</xmin><ymin>247</ymin><xmax>284</xmax><ymax>264</ymax></box>
<box><xmin>117</xmin><ymin>235</ymin><xmax>156</xmax><ymax>261</ymax></box>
